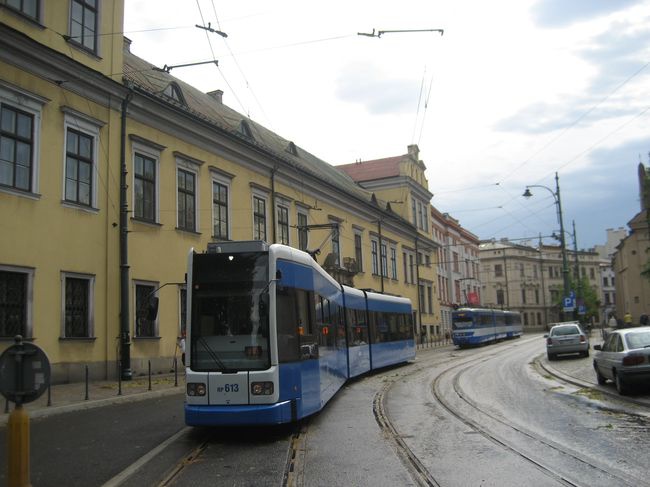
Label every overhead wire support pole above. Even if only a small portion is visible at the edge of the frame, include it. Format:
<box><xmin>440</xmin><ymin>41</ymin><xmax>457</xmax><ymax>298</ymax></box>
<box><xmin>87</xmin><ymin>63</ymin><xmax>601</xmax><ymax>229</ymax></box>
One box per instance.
<box><xmin>357</xmin><ymin>28</ymin><xmax>444</xmax><ymax>38</ymax></box>
<box><xmin>156</xmin><ymin>60</ymin><xmax>219</xmax><ymax>73</ymax></box>
<box><xmin>195</xmin><ymin>22</ymin><xmax>228</xmax><ymax>38</ymax></box>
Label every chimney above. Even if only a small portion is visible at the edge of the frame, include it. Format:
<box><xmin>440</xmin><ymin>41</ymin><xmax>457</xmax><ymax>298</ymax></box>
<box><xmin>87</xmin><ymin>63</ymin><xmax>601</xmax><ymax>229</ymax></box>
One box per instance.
<box><xmin>123</xmin><ymin>37</ymin><xmax>132</xmax><ymax>52</ymax></box>
<box><xmin>407</xmin><ymin>144</ymin><xmax>419</xmax><ymax>160</ymax></box>
<box><xmin>207</xmin><ymin>89</ymin><xmax>223</xmax><ymax>103</ymax></box>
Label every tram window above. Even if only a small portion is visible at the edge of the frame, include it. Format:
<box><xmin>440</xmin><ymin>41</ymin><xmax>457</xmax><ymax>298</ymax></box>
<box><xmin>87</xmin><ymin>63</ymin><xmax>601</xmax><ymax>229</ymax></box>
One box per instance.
<box><xmin>347</xmin><ymin>309</ymin><xmax>369</xmax><ymax>345</ymax></box>
<box><xmin>276</xmin><ymin>287</ymin><xmax>300</xmax><ymax>363</ymax></box>
<box><xmin>298</xmin><ymin>290</ymin><xmax>318</xmax><ymax>359</ymax></box>
<box><xmin>315</xmin><ymin>295</ymin><xmax>336</xmax><ymax>347</ymax></box>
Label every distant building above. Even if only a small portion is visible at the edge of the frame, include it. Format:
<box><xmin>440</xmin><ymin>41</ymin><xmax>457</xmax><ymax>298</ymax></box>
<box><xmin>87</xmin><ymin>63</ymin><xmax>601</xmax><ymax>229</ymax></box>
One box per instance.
<box><xmin>480</xmin><ymin>239</ymin><xmax>602</xmax><ymax>330</ymax></box>
<box><xmin>431</xmin><ymin>208</ymin><xmax>480</xmax><ymax>336</ymax></box>
<box><xmin>594</xmin><ymin>228</ymin><xmax>626</xmax><ymax>323</ymax></box>
<box><xmin>613</xmin><ymin>164</ymin><xmax>650</xmax><ymax>323</ymax></box>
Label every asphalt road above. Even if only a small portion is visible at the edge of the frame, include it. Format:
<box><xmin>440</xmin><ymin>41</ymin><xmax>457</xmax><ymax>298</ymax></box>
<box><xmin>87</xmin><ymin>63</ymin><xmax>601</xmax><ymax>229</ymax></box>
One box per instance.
<box><xmin>2</xmin><ymin>335</ymin><xmax>649</xmax><ymax>486</ymax></box>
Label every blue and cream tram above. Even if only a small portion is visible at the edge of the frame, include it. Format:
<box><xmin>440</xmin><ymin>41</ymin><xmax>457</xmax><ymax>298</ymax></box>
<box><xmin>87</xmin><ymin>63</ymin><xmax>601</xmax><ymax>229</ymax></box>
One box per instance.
<box><xmin>184</xmin><ymin>241</ymin><xmax>415</xmax><ymax>426</ymax></box>
<box><xmin>451</xmin><ymin>307</ymin><xmax>523</xmax><ymax>347</ymax></box>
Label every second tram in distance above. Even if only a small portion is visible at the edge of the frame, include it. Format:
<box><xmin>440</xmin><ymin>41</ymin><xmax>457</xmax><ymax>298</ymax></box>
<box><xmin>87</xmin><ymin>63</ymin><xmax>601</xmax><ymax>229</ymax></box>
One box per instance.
<box><xmin>451</xmin><ymin>307</ymin><xmax>523</xmax><ymax>347</ymax></box>
<box><xmin>184</xmin><ymin>241</ymin><xmax>415</xmax><ymax>426</ymax></box>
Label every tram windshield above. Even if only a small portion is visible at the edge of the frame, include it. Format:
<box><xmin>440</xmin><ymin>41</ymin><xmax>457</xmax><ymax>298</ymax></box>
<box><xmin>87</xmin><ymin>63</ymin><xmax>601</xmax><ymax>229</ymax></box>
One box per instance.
<box><xmin>190</xmin><ymin>252</ymin><xmax>270</xmax><ymax>371</ymax></box>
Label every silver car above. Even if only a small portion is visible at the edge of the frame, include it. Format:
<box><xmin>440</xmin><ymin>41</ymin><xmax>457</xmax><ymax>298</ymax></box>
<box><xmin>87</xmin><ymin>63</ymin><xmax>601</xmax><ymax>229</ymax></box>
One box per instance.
<box><xmin>545</xmin><ymin>322</ymin><xmax>589</xmax><ymax>360</ymax></box>
<box><xmin>593</xmin><ymin>326</ymin><xmax>650</xmax><ymax>395</ymax></box>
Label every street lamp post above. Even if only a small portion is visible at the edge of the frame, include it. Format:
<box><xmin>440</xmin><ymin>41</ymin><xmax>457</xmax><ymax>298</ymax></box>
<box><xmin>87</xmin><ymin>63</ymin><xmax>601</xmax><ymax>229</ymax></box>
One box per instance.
<box><xmin>523</xmin><ymin>172</ymin><xmax>570</xmax><ymax>319</ymax></box>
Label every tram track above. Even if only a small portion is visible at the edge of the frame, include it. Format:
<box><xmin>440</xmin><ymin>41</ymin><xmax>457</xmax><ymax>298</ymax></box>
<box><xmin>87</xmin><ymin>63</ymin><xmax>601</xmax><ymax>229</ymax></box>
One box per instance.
<box><xmin>431</xmin><ymin>344</ymin><xmax>640</xmax><ymax>487</ymax></box>
<box><xmin>369</xmin><ymin>339</ymin><xmax>534</xmax><ymax>487</ymax></box>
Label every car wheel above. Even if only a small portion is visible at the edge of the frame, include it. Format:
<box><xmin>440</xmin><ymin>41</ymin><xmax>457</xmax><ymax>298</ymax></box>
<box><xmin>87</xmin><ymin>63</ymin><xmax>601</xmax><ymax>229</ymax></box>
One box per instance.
<box><xmin>595</xmin><ymin>365</ymin><xmax>607</xmax><ymax>385</ymax></box>
<box><xmin>583</xmin><ymin>349</ymin><xmax>590</xmax><ymax>358</ymax></box>
<box><xmin>547</xmin><ymin>352</ymin><xmax>555</xmax><ymax>361</ymax></box>
<box><xmin>614</xmin><ymin>372</ymin><xmax>630</xmax><ymax>395</ymax></box>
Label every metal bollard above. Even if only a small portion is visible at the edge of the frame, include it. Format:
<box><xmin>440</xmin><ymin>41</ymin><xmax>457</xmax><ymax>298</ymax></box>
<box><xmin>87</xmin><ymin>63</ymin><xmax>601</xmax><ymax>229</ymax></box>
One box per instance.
<box><xmin>117</xmin><ymin>361</ymin><xmax>122</xmax><ymax>396</ymax></box>
<box><xmin>85</xmin><ymin>365</ymin><xmax>89</xmax><ymax>401</ymax></box>
<box><xmin>174</xmin><ymin>357</ymin><xmax>178</xmax><ymax>387</ymax></box>
<box><xmin>47</xmin><ymin>383</ymin><xmax>52</xmax><ymax>407</ymax></box>
<box><xmin>4</xmin><ymin>398</ymin><xmax>8</xmax><ymax>414</ymax></box>
<box><xmin>148</xmin><ymin>360</ymin><xmax>152</xmax><ymax>391</ymax></box>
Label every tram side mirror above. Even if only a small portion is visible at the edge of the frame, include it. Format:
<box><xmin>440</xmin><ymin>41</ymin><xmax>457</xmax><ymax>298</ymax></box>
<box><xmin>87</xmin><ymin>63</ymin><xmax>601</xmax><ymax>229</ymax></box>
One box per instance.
<box><xmin>147</xmin><ymin>297</ymin><xmax>159</xmax><ymax>321</ymax></box>
<box><xmin>275</xmin><ymin>270</ymin><xmax>282</xmax><ymax>281</ymax></box>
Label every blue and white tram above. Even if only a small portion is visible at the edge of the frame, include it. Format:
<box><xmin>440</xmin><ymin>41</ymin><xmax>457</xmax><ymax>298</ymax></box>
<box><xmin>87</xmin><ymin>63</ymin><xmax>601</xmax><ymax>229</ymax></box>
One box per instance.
<box><xmin>451</xmin><ymin>307</ymin><xmax>523</xmax><ymax>347</ymax></box>
<box><xmin>184</xmin><ymin>241</ymin><xmax>415</xmax><ymax>426</ymax></box>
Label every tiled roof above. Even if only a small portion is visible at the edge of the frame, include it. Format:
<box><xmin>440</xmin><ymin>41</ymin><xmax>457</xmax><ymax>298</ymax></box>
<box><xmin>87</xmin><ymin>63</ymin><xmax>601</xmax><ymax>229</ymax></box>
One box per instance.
<box><xmin>336</xmin><ymin>155</ymin><xmax>404</xmax><ymax>182</ymax></box>
<box><xmin>122</xmin><ymin>48</ymin><xmax>371</xmax><ymax>203</ymax></box>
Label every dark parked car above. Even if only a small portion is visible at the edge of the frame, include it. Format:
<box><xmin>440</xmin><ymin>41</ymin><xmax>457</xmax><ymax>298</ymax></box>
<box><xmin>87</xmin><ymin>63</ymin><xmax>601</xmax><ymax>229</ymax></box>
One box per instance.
<box><xmin>545</xmin><ymin>322</ymin><xmax>589</xmax><ymax>360</ymax></box>
<box><xmin>593</xmin><ymin>327</ymin><xmax>650</xmax><ymax>395</ymax></box>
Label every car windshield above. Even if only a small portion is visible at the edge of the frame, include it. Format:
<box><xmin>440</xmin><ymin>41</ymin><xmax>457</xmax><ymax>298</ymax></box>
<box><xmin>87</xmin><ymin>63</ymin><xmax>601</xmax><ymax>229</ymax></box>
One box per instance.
<box><xmin>624</xmin><ymin>331</ymin><xmax>650</xmax><ymax>350</ymax></box>
<box><xmin>551</xmin><ymin>325</ymin><xmax>580</xmax><ymax>336</ymax></box>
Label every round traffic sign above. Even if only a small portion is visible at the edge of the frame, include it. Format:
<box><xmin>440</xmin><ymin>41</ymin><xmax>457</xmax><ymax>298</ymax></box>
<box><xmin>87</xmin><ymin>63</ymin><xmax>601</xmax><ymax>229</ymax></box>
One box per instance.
<box><xmin>0</xmin><ymin>337</ymin><xmax>51</xmax><ymax>405</ymax></box>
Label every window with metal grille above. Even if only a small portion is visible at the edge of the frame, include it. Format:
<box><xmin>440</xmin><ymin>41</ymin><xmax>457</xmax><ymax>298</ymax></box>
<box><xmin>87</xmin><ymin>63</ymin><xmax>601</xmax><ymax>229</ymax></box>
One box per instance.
<box><xmin>65</xmin><ymin>277</ymin><xmax>90</xmax><ymax>337</ymax></box>
<box><xmin>0</xmin><ymin>271</ymin><xmax>27</xmax><ymax>337</ymax></box>
<box><xmin>1</xmin><ymin>104</ymin><xmax>33</xmax><ymax>192</ymax></box>
<box><xmin>135</xmin><ymin>284</ymin><xmax>156</xmax><ymax>337</ymax></box>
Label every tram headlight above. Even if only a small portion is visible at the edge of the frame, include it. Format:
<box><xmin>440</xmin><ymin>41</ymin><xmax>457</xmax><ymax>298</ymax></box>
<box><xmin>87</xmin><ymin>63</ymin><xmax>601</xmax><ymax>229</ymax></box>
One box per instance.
<box><xmin>251</xmin><ymin>381</ymin><xmax>274</xmax><ymax>395</ymax></box>
<box><xmin>187</xmin><ymin>382</ymin><xmax>206</xmax><ymax>396</ymax></box>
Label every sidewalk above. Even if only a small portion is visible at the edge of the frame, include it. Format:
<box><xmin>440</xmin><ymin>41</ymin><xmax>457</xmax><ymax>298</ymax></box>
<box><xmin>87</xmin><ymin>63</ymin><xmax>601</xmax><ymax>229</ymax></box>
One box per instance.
<box><xmin>0</xmin><ymin>373</ymin><xmax>186</xmax><ymax>426</ymax></box>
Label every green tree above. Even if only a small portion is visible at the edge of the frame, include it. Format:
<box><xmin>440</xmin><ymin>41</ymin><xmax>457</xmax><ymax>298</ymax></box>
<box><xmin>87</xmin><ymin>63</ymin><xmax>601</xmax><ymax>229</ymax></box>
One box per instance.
<box><xmin>550</xmin><ymin>276</ymin><xmax>600</xmax><ymax>323</ymax></box>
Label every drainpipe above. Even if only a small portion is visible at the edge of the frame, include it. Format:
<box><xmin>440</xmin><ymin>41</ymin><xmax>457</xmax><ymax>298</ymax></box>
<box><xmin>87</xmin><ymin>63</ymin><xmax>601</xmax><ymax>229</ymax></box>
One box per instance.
<box><xmin>119</xmin><ymin>92</ymin><xmax>133</xmax><ymax>381</ymax></box>
<box><xmin>271</xmin><ymin>166</ymin><xmax>277</xmax><ymax>243</ymax></box>
<box><xmin>415</xmin><ymin>237</ymin><xmax>422</xmax><ymax>339</ymax></box>
<box><xmin>377</xmin><ymin>220</ymin><xmax>384</xmax><ymax>293</ymax></box>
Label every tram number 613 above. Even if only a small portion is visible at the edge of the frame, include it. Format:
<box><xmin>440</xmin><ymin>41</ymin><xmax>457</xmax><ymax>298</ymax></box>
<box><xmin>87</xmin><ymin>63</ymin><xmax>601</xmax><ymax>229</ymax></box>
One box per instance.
<box><xmin>217</xmin><ymin>384</ymin><xmax>239</xmax><ymax>393</ymax></box>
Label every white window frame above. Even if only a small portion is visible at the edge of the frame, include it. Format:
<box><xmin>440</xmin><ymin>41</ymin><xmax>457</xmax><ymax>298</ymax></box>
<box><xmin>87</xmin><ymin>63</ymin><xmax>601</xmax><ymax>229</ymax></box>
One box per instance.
<box><xmin>62</xmin><ymin>109</ymin><xmax>103</xmax><ymax>210</ymax></box>
<box><xmin>354</xmin><ymin>229</ymin><xmax>363</xmax><ymax>273</ymax></box>
<box><xmin>371</xmin><ymin>238</ymin><xmax>379</xmax><ymax>275</ymax></box>
<box><xmin>297</xmin><ymin>208</ymin><xmax>309</xmax><ymax>251</ymax></box>
<box><xmin>0</xmin><ymin>81</ymin><xmax>46</xmax><ymax>198</ymax></box>
<box><xmin>211</xmin><ymin>172</ymin><xmax>231</xmax><ymax>240</ymax></box>
<box><xmin>175</xmin><ymin>157</ymin><xmax>200</xmax><ymax>232</ymax></box>
<box><xmin>251</xmin><ymin>189</ymin><xmax>268</xmax><ymax>241</ymax></box>
<box><xmin>132</xmin><ymin>141</ymin><xmax>161</xmax><ymax>224</ymax></box>
<box><xmin>4</xmin><ymin>0</ymin><xmax>43</xmax><ymax>22</ymax></box>
<box><xmin>390</xmin><ymin>245</ymin><xmax>397</xmax><ymax>279</ymax></box>
<box><xmin>0</xmin><ymin>264</ymin><xmax>34</xmax><ymax>338</ymax></box>
<box><xmin>60</xmin><ymin>271</ymin><xmax>95</xmax><ymax>338</ymax></box>
<box><xmin>68</xmin><ymin>0</ymin><xmax>100</xmax><ymax>54</ymax></box>
<box><xmin>276</xmin><ymin>199</ymin><xmax>290</xmax><ymax>246</ymax></box>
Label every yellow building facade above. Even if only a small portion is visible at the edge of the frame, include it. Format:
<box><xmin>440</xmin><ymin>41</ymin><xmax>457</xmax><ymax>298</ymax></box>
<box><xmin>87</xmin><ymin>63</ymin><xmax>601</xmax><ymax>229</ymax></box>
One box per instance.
<box><xmin>0</xmin><ymin>1</ymin><xmax>439</xmax><ymax>382</ymax></box>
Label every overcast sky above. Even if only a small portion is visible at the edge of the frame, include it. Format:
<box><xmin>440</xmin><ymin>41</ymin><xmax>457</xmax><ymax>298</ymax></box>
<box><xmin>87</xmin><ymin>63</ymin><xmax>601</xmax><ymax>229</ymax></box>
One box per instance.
<box><xmin>124</xmin><ymin>0</ymin><xmax>650</xmax><ymax>249</ymax></box>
